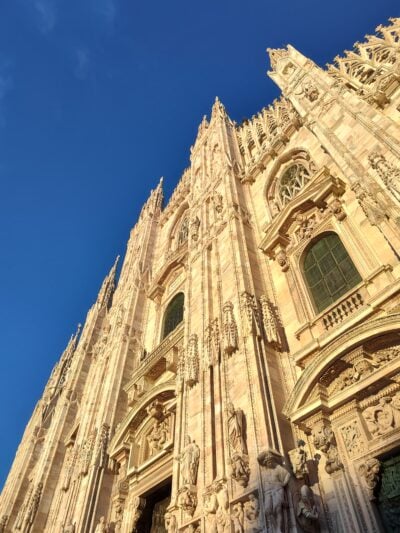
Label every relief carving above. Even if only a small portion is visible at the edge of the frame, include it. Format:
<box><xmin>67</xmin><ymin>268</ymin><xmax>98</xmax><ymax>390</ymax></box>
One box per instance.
<box><xmin>79</xmin><ymin>429</ymin><xmax>97</xmax><ymax>476</ymax></box>
<box><xmin>362</xmin><ymin>392</ymin><xmax>400</xmax><ymax>436</ymax></box>
<box><xmin>186</xmin><ymin>334</ymin><xmax>200</xmax><ymax>387</ymax></box>
<box><xmin>23</xmin><ymin>482</ymin><xmax>43</xmax><ymax>532</ymax></box>
<box><xmin>240</xmin><ymin>292</ymin><xmax>260</xmax><ymax>337</ymax></box>
<box><xmin>358</xmin><ymin>458</ymin><xmax>381</xmax><ymax>500</ymax></box>
<box><xmin>259</xmin><ymin>296</ymin><xmax>281</xmax><ymax>345</ymax></box>
<box><xmin>351</xmin><ymin>180</ymin><xmax>387</xmax><ymax>226</ymax></box>
<box><xmin>257</xmin><ymin>449</ymin><xmax>290</xmax><ymax>533</ymax></box>
<box><xmin>288</xmin><ymin>439</ymin><xmax>308</xmax><ymax>479</ymax></box>
<box><xmin>340</xmin><ymin>421</ymin><xmax>366</xmax><ymax>457</ymax></box>
<box><xmin>231</xmin><ymin>502</ymin><xmax>244</xmax><ymax>533</ymax></box>
<box><xmin>369</xmin><ymin>152</ymin><xmax>400</xmax><ymax>202</ymax></box>
<box><xmin>275</xmin><ymin>249</ymin><xmax>289</xmax><ymax>272</ymax></box>
<box><xmin>177</xmin><ymin>485</ymin><xmax>197</xmax><ymax>516</ymax></box>
<box><xmin>94</xmin><ymin>516</ymin><xmax>109</xmax><ymax>533</ymax></box>
<box><xmin>296</xmin><ymin>485</ymin><xmax>320</xmax><ymax>533</ymax></box>
<box><xmin>131</xmin><ymin>496</ymin><xmax>146</xmax><ymax>532</ymax></box>
<box><xmin>203</xmin><ymin>479</ymin><xmax>230</xmax><ymax>533</ymax></box>
<box><xmin>62</xmin><ymin>521</ymin><xmax>75</xmax><ymax>533</ymax></box>
<box><xmin>62</xmin><ymin>444</ymin><xmax>77</xmax><ymax>491</ymax></box>
<box><xmin>191</xmin><ymin>216</ymin><xmax>200</xmax><ymax>241</ymax></box>
<box><xmin>146</xmin><ymin>400</ymin><xmax>170</xmax><ymax>456</ymax></box>
<box><xmin>243</xmin><ymin>493</ymin><xmax>262</xmax><ymax>533</ymax></box>
<box><xmin>205</xmin><ymin>318</ymin><xmax>220</xmax><ymax>367</ymax></box>
<box><xmin>0</xmin><ymin>516</ymin><xmax>8</xmax><ymax>533</ymax></box>
<box><xmin>227</xmin><ymin>402</ymin><xmax>250</xmax><ymax>487</ymax></box>
<box><xmin>164</xmin><ymin>510</ymin><xmax>177</xmax><ymax>533</ymax></box>
<box><xmin>97</xmin><ymin>423</ymin><xmax>110</xmax><ymax>469</ymax></box>
<box><xmin>223</xmin><ymin>301</ymin><xmax>239</xmax><ymax>355</ymax></box>
<box><xmin>312</xmin><ymin>424</ymin><xmax>342</xmax><ymax>474</ymax></box>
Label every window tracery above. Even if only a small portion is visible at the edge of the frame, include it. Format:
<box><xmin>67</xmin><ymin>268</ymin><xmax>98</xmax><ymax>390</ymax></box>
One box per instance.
<box><xmin>278</xmin><ymin>163</ymin><xmax>311</xmax><ymax>206</ymax></box>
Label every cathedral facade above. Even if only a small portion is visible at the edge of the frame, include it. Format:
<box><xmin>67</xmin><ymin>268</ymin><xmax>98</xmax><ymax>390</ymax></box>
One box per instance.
<box><xmin>1</xmin><ymin>16</ymin><xmax>400</xmax><ymax>533</ymax></box>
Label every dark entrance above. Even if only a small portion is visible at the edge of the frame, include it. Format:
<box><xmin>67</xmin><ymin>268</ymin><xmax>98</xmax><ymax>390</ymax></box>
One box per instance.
<box><xmin>135</xmin><ymin>479</ymin><xmax>171</xmax><ymax>533</ymax></box>
<box><xmin>377</xmin><ymin>453</ymin><xmax>400</xmax><ymax>532</ymax></box>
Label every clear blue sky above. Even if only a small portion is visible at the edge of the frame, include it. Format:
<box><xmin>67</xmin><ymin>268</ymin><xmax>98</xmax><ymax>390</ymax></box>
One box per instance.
<box><xmin>0</xmin><ymin>0</ymin><xmax>398</xmax><ymax>489</ymax></box>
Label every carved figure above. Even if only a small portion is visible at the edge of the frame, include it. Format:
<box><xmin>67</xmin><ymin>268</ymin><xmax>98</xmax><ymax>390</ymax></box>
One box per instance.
<box><xmin>369</xmin><ymin>152</ymin><xmax>400</xmax><ymax>202</ymax></box>
<box><xmin>231</xmin><ymin>502</ymin><xmax>244</xmax><ymax>533</ymax></box>
<box><xmin>312</xmin><ymin>425</ymin><xmax>342</xmax><ymax>474</ymax></box>
<box><xmin>164</xmin><ymin>511</ymin><xmax>177</xmax><ymax>533</ymax></box>
<box><xmin>24</xmin><ymin>482</ymin><xmax>43</xmax><ymax>530</ymax></box>
<box><xmin>289</xmin><ymin>439</ymin><xmax>308</xmax><ymax>479</ymax></box>
<box><xmin>227</xmin><ymin>403</ymin><xmax>248</xmax><ymax>455</ymax></box>
<box><xmin>186</xmin><ymin>334</ymin><xmax>199</xmax><ymax>386</ymax></box>
<box><xmin>147</xmin><ymin>419</ymin><xmax>168</xmax><ymax>455</ymax></box>
<box><xmin>223</xmin><ymin>301</ymin><xmax>238</xmax><ymax>354</ymax></box>
<box><xmin>62</xmin><ymin>521</ymin><xmax>76</xmax><ymax>533</ymax></box>
<box><xmin>230</xmin><ymin>452</ymin><xmax>251</xmax><ymax>487</ymax></box>
<box><xmin>204</xmin><ymin>490</ymin><xmax>218</xmax><ymax>533</ymax></box>
<box><xmin>177</xmin><ymin>486</ymin><xmax>197</xmax><ymax>516</ymax></box>
<box><xmin>0</xmin><ymin>516</ymin><xmax>8</xmax><ymax>533</ymax></box>
<box><xmin>260</xmin><ymin>296</ymin><xmax>280</xmax><ymax>344</ymax></box>
<box><xmin>94</xmin><ymin>516</ymin><xmax>108</xmax><ymax>533</ymax></box>
<box><xmin>176</xmin><ymin>436</ymin><xmax>200</xmax><ymax>486</ymax></box>
<box><xmin>243</xmin><ymin>493</ymin><xmax>262</xmax><ymax>533</ymax></box>
<box><xmin>359</xmin><ymin>458</ymin><xmax>381</xmax><ymax>500</ymax></box>
<box><xmin>257</xmin><ymin>450</ymin><xmax>290</xmax><ymax>533</ymax></box>
<box><xmin>296</xmin><ymin>485</ymin><xmax>320</xmax><ymax>533</ymax></box>
<box><xmin>131</xmin><ymin>497</ymin><xmax>145</xmax><ymax>532</ymax></box>
<box><xmin>191</xmin><ymin>216</ymin><xmax>200</xmax><ymax>241</ymax></box>
<box><xmin>363</xmin><ymin>394</ymin><xmax>400</xmax><ymax>436</ymax></box>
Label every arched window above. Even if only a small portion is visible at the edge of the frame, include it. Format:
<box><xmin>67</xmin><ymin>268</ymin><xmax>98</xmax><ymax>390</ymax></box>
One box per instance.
<box><xmin>303</xmin><ymin>233</ymin><xmax>362</xmax><ymax>313</ymax></box>
<box><xmin>162</xmin><ymin>293</ymin><xmax>184</xmax><ymax>339</ymax></box>
<box><xmin>278</xmin><ymin>163</ymin><xmax>311</xmax><ymax>206</ymax></box>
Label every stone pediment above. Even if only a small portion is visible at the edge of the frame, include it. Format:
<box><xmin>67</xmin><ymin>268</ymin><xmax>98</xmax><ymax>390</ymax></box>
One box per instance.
<box><xmin>260</xmin><ymin>168</ymin><xmax>345</xmax><ymax>256</ymax></box>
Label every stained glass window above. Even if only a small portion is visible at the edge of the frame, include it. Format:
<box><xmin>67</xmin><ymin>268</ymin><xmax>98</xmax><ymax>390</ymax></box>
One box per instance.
<box><xmin>162</xmin><ymin>292</ymin><xmax>184</xmax><ymax>339</ymax></box>
<box><xmin>303</xmin><ymin>233</ymin><xmax>361</xmax><ymax>313</ymax></box>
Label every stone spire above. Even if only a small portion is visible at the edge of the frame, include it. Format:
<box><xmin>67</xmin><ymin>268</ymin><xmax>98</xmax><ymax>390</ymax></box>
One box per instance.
<box><xmin>96</xmin><ymin>256</ymin><xmax>119</xmax><ymax>309</ymax></box>
<box><xmin>210</xmin><ymin>96</ymin><xmax>230</xmax><ymax>122</ymax></box>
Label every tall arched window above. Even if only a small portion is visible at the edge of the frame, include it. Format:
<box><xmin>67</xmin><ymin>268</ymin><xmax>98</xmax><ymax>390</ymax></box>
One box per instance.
<box><xmin>303</xmin><ymin>233</ymin><xmax>362</xmax><ymax>313</ymax></box>
<box><xmin>278</xmin><ymin>163</ymin><xmax>311</xmax><ymax>206</ymax></box>
<box><xmin>162</xmin><ymin>292</ymin><xmax>184</xmax><ymax>339</ymax></box>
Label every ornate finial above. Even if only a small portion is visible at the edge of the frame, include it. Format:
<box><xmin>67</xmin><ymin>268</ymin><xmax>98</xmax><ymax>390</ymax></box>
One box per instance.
<box><xmin>96</xmin><ymin>257</ymin><xmax>119</xmax><ymax>309</ymax></box>
<box><xmin>267</xmin><ymin>47</ymin><xmax>289</xmax><ymax>71</ymax></box>
<box><xmin>211</xmin><ymin>96</ymin><xmax>228</xmax><ymax>121</ymax></box>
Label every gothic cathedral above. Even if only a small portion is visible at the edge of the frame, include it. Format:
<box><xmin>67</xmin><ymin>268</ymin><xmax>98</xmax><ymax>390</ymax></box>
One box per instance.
<box><xmin>2</xmin><ymin>16</ymin><xmax>400</xmax><ymax>533</ymax></box>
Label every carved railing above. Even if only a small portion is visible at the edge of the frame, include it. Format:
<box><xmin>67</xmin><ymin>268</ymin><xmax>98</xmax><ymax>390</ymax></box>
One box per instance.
<box><xmin>322</xmin><ymin>291</ymin><xmax>364</xmax><ymax>330</ymax></box>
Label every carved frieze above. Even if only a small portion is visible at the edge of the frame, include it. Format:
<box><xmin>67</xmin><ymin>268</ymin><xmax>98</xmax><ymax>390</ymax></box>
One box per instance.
<box><xmin>243</xmin><ymin>493</ymin><xmax>262</xmax><ymax>533</ymax></box>
<box><xmin>362</xmin><ymin>391</ymin><xmax>400</xmax><ymax>436</ymax></box>
<box><xmin>203</xmin><ymin>479</ymin><xmax>230</xmax><ymax>533</ymax></box>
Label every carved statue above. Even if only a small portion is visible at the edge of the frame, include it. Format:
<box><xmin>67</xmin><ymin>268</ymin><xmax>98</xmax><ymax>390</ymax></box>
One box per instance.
<box><xmin>204</xmin><ymin>490</ymin><xmax>218</xmax><ymax>533</ymax></box>
<box><xmin>62</xmin><ymin>521</ymin><xmax>76</xmax><ymax>533</ymax></box>
<box><xmin>257</xmin><ymin>450</ymin><xmax>290</xmax><ymax>533</ymax></box>
<box><xmin>131</xmin><ymin>496</ymin><xmax>146</xmax><ymax>532</ymax></box>
<box><xmin>186</xmin><ymin>334</ymin><xmax>199</xmax><ymax>386</ymax></box>
<box><xmin>243</xmin><ymin>493</ymin><xmax>262</xmax><ymax>533</ymax></box>
<box><xmin>312</xmin><ymin>425</ymin><xmax>342</xmax><ymax>474</ymax></box>
<box><xmin>191</xmin><ymin>216</ymin><xmax>200</xmax><ymax>241</ymax></box>
<box><xmin>176</xmin><ymin>436</ymin><xmax>200</xmax><ymax>486</ymax></box>
<box><xmin>223</xmin><ymin>301</ymin><xmax>238</xmax><ymax>354</ymax></box>
<box><xmin>359</xmin><ymin>458</ymin><xmax>381</xmax><ymax>500</ymax></box>
<box><xmin>369</xmin><ymin>152</ymin><xmax>400</xmax><ymax>202</ymax></box>
<box><xmin>177</xmin><ymin>486</ymin><xmax>197</xmax><ymax>516</ymax></box>
<box><xmin>231</xmin><ymin>502</ymin><xmax>244</xmax><ymax>533</ymax></box>
<box><xmin>227</xmin><ymin>403</ymin><xmax>248</xmax><ymax>455</ymax></box>
<box><xmin>94</xmin><ymin>516</ymin><xmax>108</xmax><ymax>533</ymax></box>
<box><xmin>164</xmin><ymin>511</ymin><xmax>177</xmax><ymax>533</ymax></box>
<box><xmin>296</xmin><ymin>485</ymin><xmax>320</xmax><ymax>533</ymax></box>
<box><xmin>24</xmin><ymin>482</ymin><xmax>43</xmax><ymax>531</ymax></box>
<box><xmin>260</xmin><ymin>296</ymin><xmax>280</xmax><ymax>345</ymax></box>
<box><xmin>289</xmin><ymin>439</ymin><xmax>308</xmax><ymax>479</ymax></box>
<box><xmin>230</xmin><ymin>452</ymin><xmax>251</xmax><ymax>487</ymax></box>
<box><xmin>0</xmin><ymin>515</ymin><xmax>8</xmax><ymax>533</ymax></box>
<box><xmin>113</xmin><ymin>502</ymin><xmax>123</xmax><ymax>533</ymax></box>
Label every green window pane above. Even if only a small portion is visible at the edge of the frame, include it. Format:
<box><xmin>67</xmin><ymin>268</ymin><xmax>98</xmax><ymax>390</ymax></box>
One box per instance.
<box><xmin>303</xmin><ymin>233</ymin><xmax>362</xmax><ymax>313</ymax></box>
<box><xmin>162</xmin><ymin>292</ymin><xmax>184</xmax><ymax>339</ymax></box>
